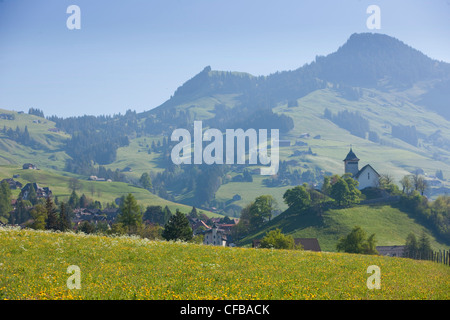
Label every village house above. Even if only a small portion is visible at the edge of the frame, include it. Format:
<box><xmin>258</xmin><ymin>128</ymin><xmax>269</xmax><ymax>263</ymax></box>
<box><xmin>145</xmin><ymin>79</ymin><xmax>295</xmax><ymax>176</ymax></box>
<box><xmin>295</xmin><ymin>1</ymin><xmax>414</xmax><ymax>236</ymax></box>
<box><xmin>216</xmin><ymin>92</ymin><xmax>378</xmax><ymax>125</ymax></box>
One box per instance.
<box><xmin>1</xmin><ymin>178</ymin><xmax>23</xmax><ymax>190</ymax></box>
<box><xmin>72</xmin><ymin>207</ymin><xmax>119</xmax><ymax>229</ymax></box>
<box><xmin>0</xmin><ymin>113</ymin><xmax>15</xmax><ymax>120</ymax></box>
<box><xmin>20</xmin><ymin>183</ymin><xmax>52</xmax><ymax>200</ymax></box>
<box><xmin>190</xmin><ymin>218</ymin><xmax>211</xmax><ymax>235</ymax></box>
<box><xmin>376</xmin><ymin>245</ymin><xmax>406</xmax><ymax>257</ymax></box>
<box><xmin>203</xmin><ymin>227</ymin><xmax>227</xmax><ymax>247</ymax></box>
<box><xmin>188</xmin><ymin>216</ymin><xmax>238</xmax><ymax>246</ymax></box>
<box><xmin>22</xmin><ymin>163</ymin><xmax>37</xmax><ymax>170</ymax></box>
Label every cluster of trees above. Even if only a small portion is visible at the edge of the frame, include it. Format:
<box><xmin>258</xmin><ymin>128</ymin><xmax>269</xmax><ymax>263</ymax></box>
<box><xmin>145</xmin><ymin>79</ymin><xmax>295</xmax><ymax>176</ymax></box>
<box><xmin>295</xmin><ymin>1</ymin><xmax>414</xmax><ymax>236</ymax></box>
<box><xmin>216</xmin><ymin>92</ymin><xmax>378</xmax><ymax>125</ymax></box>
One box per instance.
<box><xmin>321</xmin><ymin>174</ymin><xmax>362</xmax><ymax>207</ymax></box>
<box><xmin>333</xmin><ymin>83</ymin><xmax>362</xmax><ymax>101</ymax></box>
<box><xmin>233</xmin><ymin>195</ymin><xmax>277</xmax><ymax>238</ymax></box>
<box><xmin>259</xmin><ymin>228</ymin><xmax>302</xmax><ymax>250</ymax></box>
<box><xmin>0</xmin><ymin>181</ymin><xmax>12</xmax><ymax>224</ymax></box>
<box><xmin>143</xmin><ymin>205</ymin><xmax>173</xmax><ymax>226</ymax></box>
<box><xmin>64</xmin><ymin>130</ymin><xmax>129</xmax><ymax>173</ymax></box>
<box><xmin>152</xmin><ymin>164</ymin><xmax>225</xmax><ymax>207</ymax></box>
<box><xmin>261</xmin><ymin>174</ymin><xmax>362</xmax><ymax>224</ymax></box>
<box><xmin>9</xmin><ymin>189</ymin><xmax>201</xmax><ymax>243</ymax></box>
<box><xmin>142</xmin><ymin>108</ymin><xmax>192</xmax><ymax>136</ymax></box>
<box><xmin>7</xmin><ymin>184</ymin><xmax>111</xmax><ymax>227</ymax></box>
<box><xmin>399</xmin><ymin>173</ymin><xmax>428</xmax><ymax>195</ymax></box>
<box><xmin>49</xmin><ymin>112</ymin><xmax>136</xmax><ymax>176</ymax></box>
<box><xmin>171</xmin><ymin>67</ymin><xmax>255</xmax><ymax>101</ymax></box>
<box><xmin>28</xmin><ymin>197</ymin><xmax>71</xmax><ymax>231</ymax></box>
<box><xmin>336</xmin><ymin>226</ymin><xmax>378</xmax><ymax>255</ymax></box>
<box><xmin>205</xmin><ymin>104</ymin><xmax>294</xmax><ymax>135</ymax></box>
<box><xmin>365</xmin><ymin>172</ymin><xmax>450</xmax><ymax>243</ymax></box>
<box><xmin>92</xmin><ymin>194</ymin><xmax>205</xmax><ymax>243</ymax></box>
<box><xmin>66</xmin><ymin>190</ymin><xmax>103</xmax><ymax>211</ymax></box>
<box><xmin>397</xmin><ymin>192</ymin><xmax>450</xmax><ymax>243</ymax></box>
<box><xmin>139</xmin><ymin>172</ymin><xmax>152</xmax><ymax>191</ymax></box>
<box><xmin>324</xmin><ymin>109</ymin><xmax>370</xmax><ymax>139</ymax></box>
<box><xmin>230</xmin><ymin>169</ymin><xmax>253</xmax><ymax>183</ymax></box>
<box><xmin>404</xmin><ymin>231</ymin><xmax>433</xmax><ymax>259</ymax></box>
<box><xmin>1</xmin><ymin>125</ymin><xmax>38</xmax><ymax>149</ymax></box>
<box><xmin>227</xmin><ymin>109</ymin><xmax>294</xmax><ymax>134</ymax></box>
<box><xmin>435</xmin><ymin>169</ymin><xmax>444</xmax><ymax>180</ymax></box>
<box><xmin>28</xmin><ymin>108</ymin><xmax>45</xmax><ymax>118</ymax></box>
<box><xmin>391</xmin><ymin>124</ymin><xmax>418</xmax><ymax>147</ymax></box>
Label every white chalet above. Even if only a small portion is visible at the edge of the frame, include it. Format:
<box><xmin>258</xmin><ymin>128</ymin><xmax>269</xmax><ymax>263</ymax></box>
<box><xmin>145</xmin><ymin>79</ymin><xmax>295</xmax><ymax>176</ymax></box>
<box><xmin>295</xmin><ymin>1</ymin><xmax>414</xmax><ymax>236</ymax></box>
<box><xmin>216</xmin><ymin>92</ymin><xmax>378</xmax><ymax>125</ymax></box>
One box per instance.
<box><xmin>203</xmin><ymin>227</ymin><xmax>227</xmax><ymax>247</ymax></box>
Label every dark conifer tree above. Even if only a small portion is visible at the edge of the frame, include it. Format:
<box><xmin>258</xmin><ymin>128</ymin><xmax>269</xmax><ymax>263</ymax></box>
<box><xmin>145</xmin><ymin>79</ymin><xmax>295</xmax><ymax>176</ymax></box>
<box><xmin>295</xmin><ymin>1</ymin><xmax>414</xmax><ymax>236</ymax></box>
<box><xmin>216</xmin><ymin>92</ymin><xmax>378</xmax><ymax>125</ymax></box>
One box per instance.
<box><xmin>45</xmin><ymin>196</ymin><xmax>59</xmax><ymax>231</ymax></box>
<box><xmin>58</xmin><ymin>202</ymin><xmax>71</xmax><ymax>231</ymax></box>
<box><xmin>162</xmin><ymin>210</ymin><xmax>193</xmax><ymax>241</ymax></box>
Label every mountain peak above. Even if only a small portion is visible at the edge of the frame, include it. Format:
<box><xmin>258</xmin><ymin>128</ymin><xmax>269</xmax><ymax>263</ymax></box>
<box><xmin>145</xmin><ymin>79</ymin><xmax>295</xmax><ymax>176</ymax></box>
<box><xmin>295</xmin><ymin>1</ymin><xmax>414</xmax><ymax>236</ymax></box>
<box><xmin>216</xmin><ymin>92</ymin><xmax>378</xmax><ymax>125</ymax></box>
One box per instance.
<box><xmin>202</xmin><ymin>65</ymin><xmax>212</xmax><ymax>73</ymax></box>
<box><xmin>313</xmin><ymin>32</ymin><xmax>449</xmax><ymax>87</ymax></box>
<box><xmin>340</xmin><ymin>32</ymin><xmax>417</xmax><ymax>55</ymax></box>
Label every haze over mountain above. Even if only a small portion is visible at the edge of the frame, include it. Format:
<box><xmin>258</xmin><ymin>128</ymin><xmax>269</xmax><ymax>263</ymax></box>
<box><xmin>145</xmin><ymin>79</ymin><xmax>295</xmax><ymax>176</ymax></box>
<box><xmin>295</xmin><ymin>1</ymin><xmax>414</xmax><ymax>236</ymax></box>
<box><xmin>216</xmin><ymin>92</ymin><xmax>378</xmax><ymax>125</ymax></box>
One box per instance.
<box><xmin>1</xmin><ymin>32</ymin><xmax>450</xmax><ymax>214</ymax></box>
<box><xmin>155</xmin><ymin>33</ymin><xmax>450</xmax><ymax>120</ymax></box>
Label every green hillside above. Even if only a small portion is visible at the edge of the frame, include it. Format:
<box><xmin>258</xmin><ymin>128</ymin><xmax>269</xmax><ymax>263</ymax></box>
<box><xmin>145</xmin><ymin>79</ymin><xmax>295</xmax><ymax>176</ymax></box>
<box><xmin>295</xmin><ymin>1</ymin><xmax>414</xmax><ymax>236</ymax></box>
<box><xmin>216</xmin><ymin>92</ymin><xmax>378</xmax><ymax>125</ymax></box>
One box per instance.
<box><xmin>1</xmin><ymin>226</ymin><xmax>449</xmax><ymax>300</ymax></box>
<box><xmin>239</xmin><ymin>202</ymin><xmax>450</xmax><ymax>252</ymax></box>
<box><xmin>146</xmin><ymin>86</ymin><xmax>450</xmax><ymax>212</ymax></box>
<box><xmin>1</xmin><ymin>33</ymin><xmax>450</xmax><ymax>230</ymax></box>
<box><xmin>0</xmin><ymin>109</ymin><xmax>70</xmax><ymax>171</ymax></box>
<box><xmin>0</xmin><ymin>165</ymin><xmax>219</xmax><ymax>217</ymax></box>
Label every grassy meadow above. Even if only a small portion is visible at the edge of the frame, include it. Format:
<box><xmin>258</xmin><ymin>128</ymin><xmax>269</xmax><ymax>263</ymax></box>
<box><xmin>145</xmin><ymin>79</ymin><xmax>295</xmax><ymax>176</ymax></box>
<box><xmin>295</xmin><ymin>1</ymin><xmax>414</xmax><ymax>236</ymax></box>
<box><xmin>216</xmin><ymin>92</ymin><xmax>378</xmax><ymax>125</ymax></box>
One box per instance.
<box><xmin>1</xmin><ymin>226</ymin><xmax>449</xmax><ymax>300</ymax></box>
<box><xmin>239</xmin><ymin>203</ymin><xmax>450</xmax><ymax>252</ymax></box>
<box><xmin>0</xmin><ymin>165</ymin><xmax>219</xmax><ymax>217</ymax></box>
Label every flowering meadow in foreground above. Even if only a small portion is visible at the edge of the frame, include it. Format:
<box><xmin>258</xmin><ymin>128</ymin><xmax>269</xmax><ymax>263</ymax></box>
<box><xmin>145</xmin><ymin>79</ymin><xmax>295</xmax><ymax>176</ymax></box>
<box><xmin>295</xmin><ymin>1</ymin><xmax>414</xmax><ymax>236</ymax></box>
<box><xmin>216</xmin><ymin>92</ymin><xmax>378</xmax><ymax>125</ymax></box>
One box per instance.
<box><xmin>0</xmin><ymin>226</ymin><xmax>449</xmax><ymax>300</ymax></box>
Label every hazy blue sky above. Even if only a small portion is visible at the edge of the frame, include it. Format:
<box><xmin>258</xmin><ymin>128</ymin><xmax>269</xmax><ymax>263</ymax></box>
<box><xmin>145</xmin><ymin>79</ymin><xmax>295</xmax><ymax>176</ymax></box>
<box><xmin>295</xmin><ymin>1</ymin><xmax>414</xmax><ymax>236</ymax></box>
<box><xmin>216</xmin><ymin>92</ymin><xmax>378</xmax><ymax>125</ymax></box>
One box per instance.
<box><xmin>0</xmin><ymin>0</ymin><xmax>449</xmax><ymax>117</ymax></box>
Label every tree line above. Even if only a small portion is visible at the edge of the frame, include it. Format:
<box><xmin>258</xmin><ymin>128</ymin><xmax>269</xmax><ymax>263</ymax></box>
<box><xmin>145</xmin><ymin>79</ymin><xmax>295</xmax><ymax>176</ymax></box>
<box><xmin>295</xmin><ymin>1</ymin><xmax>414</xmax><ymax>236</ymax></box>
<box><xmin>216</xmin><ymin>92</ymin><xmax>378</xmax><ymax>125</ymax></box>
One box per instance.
<box><xmin>233</xmin><ymin>170</ymin><xmax>449</xmax><ymax>253</ymax></box>
<box><xmin>324</xmin><ymin>108</ymin><xmax>370</xmax><ymax>139</ymax></box>
<box><xmin>1</xmin><ymin>125</ymin><xmax>42</xmax><ymax>149</ymax></box>
<box><xmin>1</xmin><ymin>185</ymin><xmax>214</xmax><ymax>244</ymax></box>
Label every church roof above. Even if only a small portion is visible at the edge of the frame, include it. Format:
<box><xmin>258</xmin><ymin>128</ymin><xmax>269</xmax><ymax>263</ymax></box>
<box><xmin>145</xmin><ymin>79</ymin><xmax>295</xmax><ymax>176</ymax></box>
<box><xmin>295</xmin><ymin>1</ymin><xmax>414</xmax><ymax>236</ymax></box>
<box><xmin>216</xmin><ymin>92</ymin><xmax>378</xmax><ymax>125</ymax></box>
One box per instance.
<box><xmin>354</xmin><ymin>164</ymin><xmax>381</xmax><ymax>179</ymax></box>
<box><xmin>343</xmin><ymin>148</ymin><xmax>359</xmax><ymax>161</ymax></box>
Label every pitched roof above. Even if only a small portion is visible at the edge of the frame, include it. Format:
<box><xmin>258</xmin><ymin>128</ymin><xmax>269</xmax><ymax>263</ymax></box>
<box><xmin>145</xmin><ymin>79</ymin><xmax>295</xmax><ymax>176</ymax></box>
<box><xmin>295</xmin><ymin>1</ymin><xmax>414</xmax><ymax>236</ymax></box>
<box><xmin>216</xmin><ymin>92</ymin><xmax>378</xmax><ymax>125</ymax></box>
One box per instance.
<box><xmin>294</xmin><ymin>238</ymin><xmax>321</xmax><ymax>252</ymax></box>
<box><xmin>343</xmin><ymin>148</ymin><xmax>359</xmax><ymax>161</ymax></box>
<box><xmin>354</xmin><ymin>164</ymin><xmax>381</xmax><ymax>179</ymax></box>
<box><xmin>192</xmin><ymin>220</ymin><xmax>211</xmax><ymax>230</ymax></box>
<box><xmin>376</xmin><ymin>245</ymin><xmax>405</xmax><ymax>257</ymax></box>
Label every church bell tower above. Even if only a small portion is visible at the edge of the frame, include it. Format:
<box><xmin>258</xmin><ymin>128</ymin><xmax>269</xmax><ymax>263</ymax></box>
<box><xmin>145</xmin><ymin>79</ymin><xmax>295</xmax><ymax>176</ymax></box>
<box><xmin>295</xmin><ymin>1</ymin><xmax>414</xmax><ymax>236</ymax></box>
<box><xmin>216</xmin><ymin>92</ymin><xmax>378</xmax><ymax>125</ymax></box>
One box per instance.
<box><xmin>343</xmin><ymin>148</ymin><xmax>360</xmax><ymax>177</ymax></box>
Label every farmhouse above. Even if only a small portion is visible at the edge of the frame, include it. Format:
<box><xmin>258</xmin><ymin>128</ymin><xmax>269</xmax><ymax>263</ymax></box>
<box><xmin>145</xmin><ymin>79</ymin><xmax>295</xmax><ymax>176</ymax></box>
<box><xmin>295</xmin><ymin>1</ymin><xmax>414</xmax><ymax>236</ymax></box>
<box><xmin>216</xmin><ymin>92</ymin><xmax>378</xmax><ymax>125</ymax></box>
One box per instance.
<box><xmin>0</xmin><ymin>113</ymin><xmax>14</xmax><ymax>120</ymax></box>
<box><xmin>22</xmin><ymin>163</ymin><xmax>37</xmax><ymax>170</ymax></box>
<box><xmin>1</xmin><ymin>178</ymin><xmax>23</xmax><ymax>190</ymax></box>
<box><xmin>343</xmin><ymin>148</ymin><xmax>380</xmax><ymax>190</ymax></box>
<box><xmin>20</xmin><ymin>183</ymin><xmax>52</xmax><ymax>200</ymax></box>
<box><xmin>203</xmin><ymin>227</ymin><xmax>227</xmax><ymax>246</ymax></box>
<box><xmin>376</xmin><ymin>245</ymin><xmax>406</xmax><ymax>257</ymax></box>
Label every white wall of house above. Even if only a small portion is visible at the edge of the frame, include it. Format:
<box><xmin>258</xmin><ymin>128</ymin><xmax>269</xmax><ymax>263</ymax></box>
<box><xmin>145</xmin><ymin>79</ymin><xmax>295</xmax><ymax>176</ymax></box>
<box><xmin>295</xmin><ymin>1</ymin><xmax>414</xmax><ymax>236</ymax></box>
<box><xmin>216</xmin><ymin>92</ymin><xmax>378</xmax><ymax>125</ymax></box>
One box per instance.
<box><xmin>203</xmin><ymin>228</ymin><xmax>226</xmax><ymax>246</ymax></box>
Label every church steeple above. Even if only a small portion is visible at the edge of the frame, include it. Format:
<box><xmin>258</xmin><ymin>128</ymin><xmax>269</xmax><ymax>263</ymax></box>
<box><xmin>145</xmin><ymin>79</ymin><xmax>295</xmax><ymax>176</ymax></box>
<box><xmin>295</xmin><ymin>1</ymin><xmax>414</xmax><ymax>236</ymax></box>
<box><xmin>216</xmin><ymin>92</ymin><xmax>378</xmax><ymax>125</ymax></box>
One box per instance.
<box><xmin>343</xmin><ymin>148</ymin><xmax>360</xmax><ymax>176</ymax></box>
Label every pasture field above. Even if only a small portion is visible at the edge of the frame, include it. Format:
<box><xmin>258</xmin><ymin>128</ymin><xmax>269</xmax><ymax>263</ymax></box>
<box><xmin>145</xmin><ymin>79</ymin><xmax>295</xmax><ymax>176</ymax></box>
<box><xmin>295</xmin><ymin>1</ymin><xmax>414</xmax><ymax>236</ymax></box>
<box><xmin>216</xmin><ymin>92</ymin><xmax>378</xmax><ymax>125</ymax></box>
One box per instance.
<box><xmin>1</xmin><ymin>227</ymin><xmax>449</xmax><ymax>300</ymax></box>
<box><xmin>0</xmin><ymin>165</ymin><xmax>219</xmax><ymax>217</ymax></box>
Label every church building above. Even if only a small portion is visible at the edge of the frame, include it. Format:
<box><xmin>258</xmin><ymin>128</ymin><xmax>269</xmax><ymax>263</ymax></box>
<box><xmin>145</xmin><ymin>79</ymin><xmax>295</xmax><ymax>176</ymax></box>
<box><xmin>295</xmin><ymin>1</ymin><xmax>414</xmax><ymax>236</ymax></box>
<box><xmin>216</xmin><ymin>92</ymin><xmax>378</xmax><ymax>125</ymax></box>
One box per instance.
<box><xmin>343</xmin><ymin>148</ymin><xmax>380</xmax><ymax>190</ymax></box>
